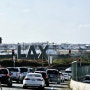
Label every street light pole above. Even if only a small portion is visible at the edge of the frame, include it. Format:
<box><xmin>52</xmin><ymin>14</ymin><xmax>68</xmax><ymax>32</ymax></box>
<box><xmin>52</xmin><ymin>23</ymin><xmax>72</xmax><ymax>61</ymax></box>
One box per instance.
<box><xmin>13</xmin><ymin>56</ymin><xmax>16</xmax><ymax>67</ymax></box>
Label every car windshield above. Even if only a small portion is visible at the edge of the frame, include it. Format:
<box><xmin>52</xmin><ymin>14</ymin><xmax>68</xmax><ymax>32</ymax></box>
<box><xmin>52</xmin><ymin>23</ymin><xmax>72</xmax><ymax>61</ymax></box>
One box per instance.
<box><xmin>0</xmin><ymin>69</ymin><xmax>8</xmax><ymax>74</ymax></box>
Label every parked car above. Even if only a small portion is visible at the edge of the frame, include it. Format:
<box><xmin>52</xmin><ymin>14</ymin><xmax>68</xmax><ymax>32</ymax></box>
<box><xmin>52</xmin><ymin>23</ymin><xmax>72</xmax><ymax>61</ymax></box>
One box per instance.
<box><xmin>35</xmin><ymin>71</ymin><xmax>49</xmax><ymax>87</ymax></box>
<box><xmin>19</xmin><ymin>67</ymin><xmax>34</xmax><ymax>82</ymax></box>
<box><xmin>23</xmin><ymin>73</ymin><xmax>45</xmax><ymax>89</ymax></box>
<box><xmin>7</xmin><ymin>67</ymin><xmax>21</xmax><ymax>83</ymax></box>
<box><xmin>46</xmin><ymin>69</ymin><xmax>60</xmax><ymax>84</ymax></box>
<box><xmin>0</xmin><ymin>68</ymin><xmax>12</xmax><ymax>87</ymax></box>
<box><xmin>83</xmin><ymin>75</ymin><xmax>90</xmax><ymax>83</ymax></box>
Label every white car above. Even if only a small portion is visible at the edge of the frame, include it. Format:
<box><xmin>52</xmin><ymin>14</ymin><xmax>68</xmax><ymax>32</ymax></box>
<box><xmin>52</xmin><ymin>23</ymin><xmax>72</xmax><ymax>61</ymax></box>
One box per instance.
<box><xmin>23</xmin><ymin>73</ymin><xmax>45</xmax><ymax>89</ymax></box>
<box><xmin>62</xmin><ymin>73</ymin><xmax>71</xmax><ymax>81</ymax></box>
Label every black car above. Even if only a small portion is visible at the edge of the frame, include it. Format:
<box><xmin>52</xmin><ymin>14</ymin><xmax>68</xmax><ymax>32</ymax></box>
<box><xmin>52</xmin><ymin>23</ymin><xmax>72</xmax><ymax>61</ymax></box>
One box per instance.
<box><xmin>0</xmin><ymin>68</ymin><xmax>12</xmax><ymax>87</ymax></box>
<box><xmin>46</xmin><ymin>69</ymin><xmax>60</xmax><ymax>84</ymax></box>
<box><xmin>35</xmin><ymin>71</ymin><xmax>49</xmax><ymax>87</ymax></box>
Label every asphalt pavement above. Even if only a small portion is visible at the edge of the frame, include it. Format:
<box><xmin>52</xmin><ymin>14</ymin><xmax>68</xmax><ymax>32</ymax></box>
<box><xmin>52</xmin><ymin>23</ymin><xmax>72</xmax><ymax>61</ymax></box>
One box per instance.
<box><xmin>0</xmin><ymin>81</ymin><xmax>71</xmax><ymax>90</ymax></box>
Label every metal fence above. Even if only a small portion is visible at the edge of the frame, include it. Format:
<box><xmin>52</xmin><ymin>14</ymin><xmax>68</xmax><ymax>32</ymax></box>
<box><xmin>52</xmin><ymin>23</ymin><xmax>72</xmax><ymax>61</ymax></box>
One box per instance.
<box><xmin>72</xmin><ymin>61</ymin><xmax>90</xmax><ymax>81</ymax></box>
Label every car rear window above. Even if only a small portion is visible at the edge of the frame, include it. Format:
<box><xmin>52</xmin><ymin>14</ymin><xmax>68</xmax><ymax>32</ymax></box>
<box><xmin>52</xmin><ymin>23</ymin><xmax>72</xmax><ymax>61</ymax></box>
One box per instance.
<box><xmin>0</xmin><ymin>69</ymin><xmax>8</xmax><ymax>74</ymax></box>
<box><xmin>29</xmin><ymin>68</ymin><xmax>33</xmax><ymax>72</ymax></box>
<box><xmin>8</xmin><ymin>68</ymin><xmax>19</xmax><ymax>72</ymax></box>
<box><xmin>47</xmin><ymin>70</ymin><xmax>59</xmax><ymax>74</ymax></box>
<box><xmin>36</xmin><ymin>67</ymin><xmax>46</xmax><ymax>71</ymax></box>
<box><xmin>20</xmin><ymin>68</ymin><xmax>28</xmax><ymax>73</ymax></box>
<box><xmin>27</xmin><ymin>74</ymin><xmax>41</xmax><ymax>77</ymax></box>
<box><xmin>41</xmin><ymin>72</ymin><xmax>46</xmax><ymax>77</ymax></box>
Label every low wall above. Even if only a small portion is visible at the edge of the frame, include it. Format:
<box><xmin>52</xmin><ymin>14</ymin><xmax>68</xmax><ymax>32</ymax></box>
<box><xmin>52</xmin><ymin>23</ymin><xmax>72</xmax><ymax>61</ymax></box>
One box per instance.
<box><xmin>70</xmin><ymin>79</ymin><xmax>90</xmax><ymax>90</ymax></box>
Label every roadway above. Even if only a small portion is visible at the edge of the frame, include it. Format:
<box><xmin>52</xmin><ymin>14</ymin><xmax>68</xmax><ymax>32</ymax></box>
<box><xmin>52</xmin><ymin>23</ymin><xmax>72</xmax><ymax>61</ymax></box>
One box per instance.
<box><xmin>0</xmin><ymin>81</ymin><xmax>71</xmax><ymax>90</ymax></box>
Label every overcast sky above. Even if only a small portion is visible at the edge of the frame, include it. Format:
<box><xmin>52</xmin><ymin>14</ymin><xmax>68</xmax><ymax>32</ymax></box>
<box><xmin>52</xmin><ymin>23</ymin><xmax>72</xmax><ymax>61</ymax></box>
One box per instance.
<box><xmin>0</xmin><ymin>0</ymin><xmax>90</xmax><ymax>44</ymax></box>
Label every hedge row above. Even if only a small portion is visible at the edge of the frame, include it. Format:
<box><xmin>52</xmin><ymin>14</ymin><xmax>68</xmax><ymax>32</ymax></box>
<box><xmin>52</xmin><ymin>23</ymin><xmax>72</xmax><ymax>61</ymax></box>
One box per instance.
<box><xmin>0</xmin><ymin>59</ymin><xmax>48</xmax><ymax>67</ymax></box>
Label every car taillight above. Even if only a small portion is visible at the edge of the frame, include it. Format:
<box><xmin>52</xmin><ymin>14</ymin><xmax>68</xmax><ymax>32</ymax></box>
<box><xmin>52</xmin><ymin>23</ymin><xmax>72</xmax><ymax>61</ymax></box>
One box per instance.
<box><xmin>46</xmin><ymin>75</ymin><xmax>48</xmax><ymax>79</ymax></box>
<box><xmin>37</xmin><ymin>78</ymin><xmax>43</xmax><ymax>81</ymax></box>
<box><xmin>16</xmin><ymin>72</ymin><xmax>19</xmax><ymax>76</ymax></box>
<box><xmin>24</xmin><ymin>78</ymin><xmax>30</xmax><ymax>80</ymax></box>
<box><xmin>5</xmin><ymin>74</ymin><xmax>10</xmax><ymax>76</ymax></box>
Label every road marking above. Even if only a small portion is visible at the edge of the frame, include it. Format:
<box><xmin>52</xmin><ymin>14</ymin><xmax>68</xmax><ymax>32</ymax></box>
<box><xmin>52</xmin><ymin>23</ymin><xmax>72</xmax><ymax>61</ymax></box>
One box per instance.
<box><xmin>51</xmin><ymin>86</ymin><xmax>54</xmax><ymax>90</ymax></box>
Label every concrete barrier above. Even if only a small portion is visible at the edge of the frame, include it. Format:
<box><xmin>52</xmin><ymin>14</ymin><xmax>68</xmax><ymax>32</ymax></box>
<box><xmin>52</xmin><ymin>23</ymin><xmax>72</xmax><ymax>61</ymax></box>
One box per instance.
<box><xmin>70</xmin><ymin>79</ymin><xmax>90</xmax><ymax>90</ymax></box>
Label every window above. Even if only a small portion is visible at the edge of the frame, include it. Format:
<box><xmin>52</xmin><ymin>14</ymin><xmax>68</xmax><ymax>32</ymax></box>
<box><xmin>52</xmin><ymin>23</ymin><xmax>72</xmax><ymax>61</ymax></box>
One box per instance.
<box><xmin>8</xmin><ymin>68</ymin><xmax>19</xmax><ymax>72</ymax></box>
<box><xmin>0</xmin><ymin>69</ymin><xmax>8</xmax><ymax>74</ymax></box>
<box><xmin>20</xmin><ymin>68</ymin><xmax>28</xmax><ymax>73</ymax></box>
<box><xmin>47</xmin><ymin>70</ymin><xmax>59</xmax><ymax>75</ymax></box>
<box><xmin>27</xmin><ymin>74</ymin><xmax>41</xmax><ymax>77</ymax></box>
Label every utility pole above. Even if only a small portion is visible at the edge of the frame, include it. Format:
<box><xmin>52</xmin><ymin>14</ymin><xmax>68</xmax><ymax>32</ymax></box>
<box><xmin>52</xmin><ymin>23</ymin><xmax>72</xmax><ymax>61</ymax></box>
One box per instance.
<box><xmin>0</xmin><ymin>37</ymin><xmax>2</xmax><ymax>44</ymax></box>
<box><xmin>13</xmin><ymin>56</ymin><xmax>16</xmax><ymax>67</ymax></box>
<box><xmin>42</xmin><ymin>54</ymin><xmax>43</xmax><ymax>67</ymax></box>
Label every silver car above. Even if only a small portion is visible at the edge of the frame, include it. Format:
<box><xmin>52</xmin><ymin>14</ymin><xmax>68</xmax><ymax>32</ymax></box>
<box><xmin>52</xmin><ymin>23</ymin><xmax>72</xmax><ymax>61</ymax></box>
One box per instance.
<box><xmin>7</xmin><ymin>67</ymin><xmax>21</xmax><ymax>83</ymax></box>
<box><xmin>19</xmin><ymin>67</ymin><xmax>34</xmax><ymax>82</ymax></box>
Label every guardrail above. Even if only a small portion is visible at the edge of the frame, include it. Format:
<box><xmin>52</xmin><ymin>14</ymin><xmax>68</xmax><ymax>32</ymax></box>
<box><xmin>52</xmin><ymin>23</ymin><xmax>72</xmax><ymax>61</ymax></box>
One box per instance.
<box><xmin>70</xmin><ymin>79</ymin><xmax>90</xmax><ymax>90</ymax></box>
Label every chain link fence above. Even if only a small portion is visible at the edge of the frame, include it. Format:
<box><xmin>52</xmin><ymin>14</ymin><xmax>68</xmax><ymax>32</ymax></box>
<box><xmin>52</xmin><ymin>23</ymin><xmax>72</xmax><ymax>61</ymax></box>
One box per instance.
<box><xmin>72</xmin><ymin>61</ymin><xmax>90</xmax><ymax>81</ymax></box>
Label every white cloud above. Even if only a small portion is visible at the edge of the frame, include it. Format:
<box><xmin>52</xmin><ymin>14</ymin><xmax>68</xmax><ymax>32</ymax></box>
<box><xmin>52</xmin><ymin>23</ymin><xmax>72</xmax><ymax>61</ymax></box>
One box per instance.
<box><xmin>79</xmin><ymin>24</ymin><xmax>90</xmax><ymax>28</ymax></box>
<box><xmin>0</xmin><ymin>12</ymin><xmax>4</xmax><ymax>16</ymax></box>
<box><xmin>22</xmin><ymin>9</ymin><xmax>30</xmax><ymax>13</ymax></box>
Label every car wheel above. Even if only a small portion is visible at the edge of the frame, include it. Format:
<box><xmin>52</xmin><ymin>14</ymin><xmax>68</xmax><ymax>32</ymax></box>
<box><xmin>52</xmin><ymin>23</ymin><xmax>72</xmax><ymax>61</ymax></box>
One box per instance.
<box><xmin>20</xmin><ymin>80</ymin><xmax>23</xmax><ymax>84</ymax></box>
<box><xmin>57</xmin><ymin>81</ymin><xmax>60</xmax><ymax>84</ymax></box>
<box><xmin>46</xmin><ymin>83</ymin><xmax>49</xmax><ymax>87</ymax></box>
<box><xmin>17</xmin><ymin>80</ymin><xmax>20</xmax><ymax>83</ymax></box>
<box><xmin>39</xmin><ymin>87</ymin><xmax>44</xmax><ymax>90</ymax></box>
<box><xmin>8</xmin><ymin>83</ymin><xmax>12</xmax><ymax>87</ymax></box>
<box><xmin>7</xmin><ymin>81</ymin><xmax>12</xmax><ymax>87</ymax></box>
<box><xmin>23</xmin><ymin>86</ymin><xmax>27</xmax><ymax>89</ymax></box>
<box><xmin>7</xmin><ymin>78</ymin><xmax>12</xmax><ymax>87</ymax></box>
